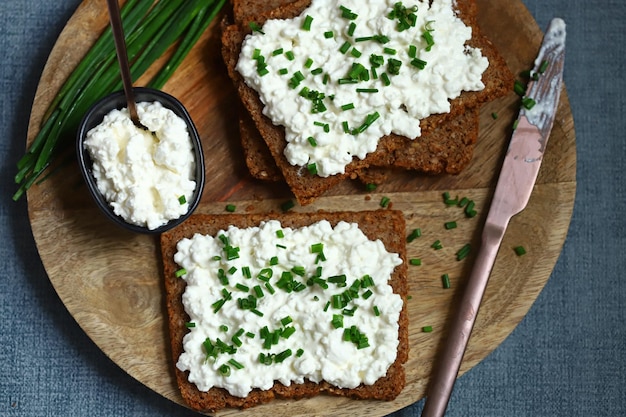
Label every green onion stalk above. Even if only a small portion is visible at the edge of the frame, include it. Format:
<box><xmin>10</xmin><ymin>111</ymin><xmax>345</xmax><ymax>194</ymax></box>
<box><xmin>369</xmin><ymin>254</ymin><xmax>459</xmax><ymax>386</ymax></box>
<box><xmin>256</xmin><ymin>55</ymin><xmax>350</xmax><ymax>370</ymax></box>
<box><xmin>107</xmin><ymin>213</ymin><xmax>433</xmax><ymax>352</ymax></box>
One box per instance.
<box><xmin>13</xmin><ymin>0</ymin><xmax>226</xmax><ymax>201</ymax></box>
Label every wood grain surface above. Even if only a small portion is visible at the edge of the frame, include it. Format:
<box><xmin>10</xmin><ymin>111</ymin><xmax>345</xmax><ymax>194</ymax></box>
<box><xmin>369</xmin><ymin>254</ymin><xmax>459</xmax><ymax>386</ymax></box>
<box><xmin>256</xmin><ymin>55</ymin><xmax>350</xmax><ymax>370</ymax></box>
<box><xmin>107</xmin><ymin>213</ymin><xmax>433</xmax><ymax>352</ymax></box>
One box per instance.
<box><xmin>25</xmin><ymin>0</ymin><xmax>576</xmax><ymax>416</ymax></box>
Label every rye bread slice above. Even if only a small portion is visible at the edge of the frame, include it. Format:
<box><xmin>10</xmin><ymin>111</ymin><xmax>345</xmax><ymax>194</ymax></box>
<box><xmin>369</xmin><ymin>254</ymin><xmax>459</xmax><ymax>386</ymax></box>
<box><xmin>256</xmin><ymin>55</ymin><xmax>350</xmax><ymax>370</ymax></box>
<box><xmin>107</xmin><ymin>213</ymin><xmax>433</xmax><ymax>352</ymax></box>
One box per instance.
<box><xmin>161</xmin><ymin>210</ymin><xmax>409</xmax><ymax>412</ymax></box>
<box><xmin>221</xmin><ymin>0</ymin><xmax>513</xmax><ymax>204</ymax></box>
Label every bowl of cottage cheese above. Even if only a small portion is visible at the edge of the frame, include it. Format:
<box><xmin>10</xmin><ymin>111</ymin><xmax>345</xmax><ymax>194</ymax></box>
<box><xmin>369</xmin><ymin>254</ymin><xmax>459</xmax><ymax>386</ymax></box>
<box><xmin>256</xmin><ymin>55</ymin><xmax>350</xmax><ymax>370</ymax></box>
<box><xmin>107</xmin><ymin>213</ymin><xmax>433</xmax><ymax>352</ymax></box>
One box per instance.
<box><xmin>76</xmin><ymin>87</ymin><xmax>205</xmax><ymax>234</ymax></box>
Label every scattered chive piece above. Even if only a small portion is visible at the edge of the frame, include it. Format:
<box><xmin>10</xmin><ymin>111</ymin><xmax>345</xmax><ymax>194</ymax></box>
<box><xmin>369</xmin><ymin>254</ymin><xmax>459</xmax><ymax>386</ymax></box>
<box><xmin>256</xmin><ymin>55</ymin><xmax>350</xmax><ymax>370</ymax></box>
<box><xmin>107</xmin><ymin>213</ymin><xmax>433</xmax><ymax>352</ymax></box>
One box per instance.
<box><xmin>408</xmin><ymin>44</ymin><xmax>417</xmax><ymax>58</ymax></box>
<box><xmin>407</xmin><ymin>228</ymin><xmax>422</xmax><ymax>242</ymax></box>
<box><xmin>269</xmin><ymin>256</ymin><xmax>279</xmax><ymax>266</ymax></box>
<box><xmin>235</xmin><ymin>283</ymin><xmax>249</xmax><ymax>292</ymax></box>
<box><xmin>365</xmin><ymin>183</ymin><xmax>377</xmax><ymax>192</ymax></box>
<box><xmin>242</xmin><ymin>266</ymin><xmax>251</xmax><ymax>279</ymax></box>
<box><xmin>491</xmin><ymin>112</ymin><xmax>499</xmax><ymax>120</ymax></box>
<box><xmin>422</xmin><ymin>30</ymin><xmax>435</xmax><ymax>51</ymax></box>
<box><xmin>341</xmin><ymin>103</ymin><xmax>355</xmax><ymax>111</ymax></box>
<box><xmin>311</xmin><ymin>67</ymin><xmax>323</xmax><ymax>75</ymax></box>
<box><xmin>410</xmin><ymin>58</ymin><xmax>427</xmax><ymax>70</ymax></box>
<box><xmin>228</xmin><ymin>358</ymin><xmax>245</xmax><ymax>370</ymax></box>
<box><xmin>324</xmin><ymin>30</ymin><xmax>334</xmax><ymax>39</ymax></box>
<box><xmin>307</xmin><ymin>136</ymin><xmax>318</xmax><ymax>147</ymax></box>
<box><xmin>251</xmin><ymin>308</ymin><xmax>264</xmax><ymax>317</ymax></box>
<box><xmin>522</xmin><ymin>97</ymin><xmax>537</xmax><ymax>110</ymax></box>
<box><xmin>339</xmin><ymin>41</ymin><xmax>351</xmax><ymax>54</ymax></box>
<box><xmin>281</xmin><ymin>199</ymin><xmax>295</xmax><ymax>212</ymax></box>
<box><xmin>356</xmin><ymin>88</ymin><xmax>378</xmax><ymax>93</ymax></box>
<box><xmin>272</xmin><ymin>47</ymin><xmax>283</xmax><ymax>56</ymax></box>
<box><xmin>456</xmin><ymin>243</ymin><xmax>472</xmax><ymax>261</ymax></box>
<box><xmin>513</xmin><ymin>119</ymin><xmax>519</xmax><ymax>130</ymax></box>
<box><xmin>539</xmin><ymin>59</ymin><xmax>550</xmax><ymax>74</ymax></box>
<box><xmin>302</xmin><ymin>15</ymin><xmax>313</xmax><ymax>30</ymax></box>
<box><xmin>383</xmin><ymin>47</ymin><xmax>397</xmax><ymax>55</ymax></box>
<box><xmin>409</xmin><ymin>258</ymin><xmax>421</xmax><ymax>266</ymax></box>
<box><xmin>185</xmin><ymin>322</ymin><xmax>195</xmax><ymax>328</ymax></box>
<box><xmin>285</xmin><ymin>50</ymin><xmax>295</xmax><ymax>60</ymax></box>
<box><xmin>514</xmin><ymin>80</ymin><xmax>526</xmax><ymax>96</ymax></box>
<box><xmin>296</xmin><ymin>348</ymin><xmax>304</xmax><ymax>357</ymax></box>
<box><xmin>444</xmin><ymin>221</ymin><xmax>457</xmax><ymax>230</ymax></box>
<box><xmin>225</xmin><ymin>204</ymin><xmax>236</xmax><ymax>212</ymax></box>
<box><xmin>218</xmin><ymin>364</ymin><xmax>231</xmax><ymax>376</ymax></box>
<box><xmin>175</xmin><ymin>268</ymin><xmax>187</xmax><ymax>278</ymax></box>
<box><xmin>249</xmin><ymin>21</ymin><xmax>264</xmax><ymax>34</ymax></box>
<box><xmin>431</xmin><ymin>240</ymin><xmax>443</xmax><ymax>250</ymax></box>
<box><xmin>340</xmin><ymin>5</ymin><xmax>358</xmax><ymax>20</ymax></box>
<box><xmin>347</xmin><ymin>22</ymin><xmax>357</xmax><ymax>36</ymax></box>
<box><xmin>219</xmin><ymin>324</ymin><xmax>228</xmax><ymax>332</ymax></box>
<box><xmin>373</xmin><ymin>306</ymin><xmax>380</xmax><ymax>316</ymax></box>
<box><xmin>278</xmin><ymin>68</ymin><xmax>288</xmax><ymax>75</ymax></box>
<box><xmin>362</xmin><ymin>289</ymin><xmax>373</xmax><ymax>299</ymax></box>
<box><xmin>422</xmin><ymin>325</ymin><xmax>433</xmax><ymax>333</ymax></box>
<box><xmin>304</xmin><ymin>57</ymin><xmax>314</xmax><ymax>68</ymax></box>
<box><xmin>442</xmin><ymin>273</ymin><xmax>451</xmax><ymax>289</ymax></box>
<box><xmin>265</xmin><ymin>282</ymin><xmax>276</xmax><ymax>295</ymax></box>
<box><xmin>331</xmin><ymin>314</ymin><xmax>344</xmax><ymax>329</ymax></box>
<box><xmin>178</xmin><ymin>195</ymin><xmax>186</xmax><ymax>205</ymax></box>
<box><xmin>276</xmin><ymin>229</ymin><xmax>284</xmax><ymax>238</ymax></box>
<box><xmin>381</xmin><ymin>72</ymin><xmax>391</xmax><ymax>86</ymax></box>
<box><xmin>514</xmin><ymin>245</ymin><xmax>527</xmax><ymax>256</ymax></box>
<box><xmin>307</xmin><ymin>163</ymin><xmax>318</xmax><ymax>175</ymax></box>
<box><xmin>253</xmin><ymin>285</ymin><xmax>264</xmax><ymax>298</ymax></box>
<box><xmin>380</xmin><ymin>196</ymin><xmax>391</xmax><ymax>208</ymax></box>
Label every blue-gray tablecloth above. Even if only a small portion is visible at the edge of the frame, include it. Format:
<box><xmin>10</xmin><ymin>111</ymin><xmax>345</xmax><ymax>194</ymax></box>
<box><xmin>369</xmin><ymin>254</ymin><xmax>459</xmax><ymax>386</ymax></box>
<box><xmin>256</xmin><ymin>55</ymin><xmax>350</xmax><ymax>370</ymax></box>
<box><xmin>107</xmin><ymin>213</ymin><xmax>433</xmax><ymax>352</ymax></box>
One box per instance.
<box><xmin>1</xmin><ymin>1</ymin><xmax>624</xmax><ymax>416</ymax></box>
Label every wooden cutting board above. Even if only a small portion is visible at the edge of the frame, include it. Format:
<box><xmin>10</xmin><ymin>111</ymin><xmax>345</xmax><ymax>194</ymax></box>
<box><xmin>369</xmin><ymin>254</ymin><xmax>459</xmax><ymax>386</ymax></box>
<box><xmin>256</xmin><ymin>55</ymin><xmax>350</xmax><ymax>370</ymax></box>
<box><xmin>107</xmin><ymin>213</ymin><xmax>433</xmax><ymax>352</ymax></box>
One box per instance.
<box><xmin>25</xmin><ymin>0</ymin><xmax>576</xmax><ymax>416</ymax></box>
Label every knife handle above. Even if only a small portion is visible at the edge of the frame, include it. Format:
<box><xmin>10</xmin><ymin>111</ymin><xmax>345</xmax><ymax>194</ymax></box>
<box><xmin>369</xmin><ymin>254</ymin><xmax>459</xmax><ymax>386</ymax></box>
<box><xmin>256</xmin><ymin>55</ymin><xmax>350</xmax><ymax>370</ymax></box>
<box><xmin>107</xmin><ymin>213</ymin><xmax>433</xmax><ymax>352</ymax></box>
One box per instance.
<box><xmin>421</xmin><ymin>221</ymin><xmax>507</xmax><ymax>417</ymax></box>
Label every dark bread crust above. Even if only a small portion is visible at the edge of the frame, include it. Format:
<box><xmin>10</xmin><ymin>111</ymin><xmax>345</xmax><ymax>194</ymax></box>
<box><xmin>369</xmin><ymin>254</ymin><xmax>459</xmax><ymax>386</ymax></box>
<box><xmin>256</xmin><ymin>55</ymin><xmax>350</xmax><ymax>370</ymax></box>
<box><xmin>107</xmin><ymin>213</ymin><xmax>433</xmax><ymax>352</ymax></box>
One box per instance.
<box><xmin>161</xmin><ymin>210</ymin><xmax>409</xmax><ymax>412</ymax></box>
<box><xmin>221</xmin><ymin>0</ymin><xmax>513</xmax><ymax>204</ymax></box>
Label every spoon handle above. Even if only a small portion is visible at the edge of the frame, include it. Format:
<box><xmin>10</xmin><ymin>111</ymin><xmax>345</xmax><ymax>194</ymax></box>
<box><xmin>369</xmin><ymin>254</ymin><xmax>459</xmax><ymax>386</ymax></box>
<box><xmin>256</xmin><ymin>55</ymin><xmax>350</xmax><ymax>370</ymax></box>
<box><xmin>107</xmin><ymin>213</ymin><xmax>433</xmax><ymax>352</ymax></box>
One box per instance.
<box><xmin>106</xmin><ymin>0</ymin><xmax>140</xmax><ymax>125</ymax></box>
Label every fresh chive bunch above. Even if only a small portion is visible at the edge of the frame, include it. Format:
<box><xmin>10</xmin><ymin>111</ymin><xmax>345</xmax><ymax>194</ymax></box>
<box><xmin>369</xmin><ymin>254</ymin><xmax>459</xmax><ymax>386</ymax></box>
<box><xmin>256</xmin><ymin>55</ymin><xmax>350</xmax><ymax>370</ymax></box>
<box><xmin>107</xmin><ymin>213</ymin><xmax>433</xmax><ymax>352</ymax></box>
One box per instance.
<box><xmin>13</xmin><ymin>0</ymin><xmax>226</xmax><ymax>200</ymax></box>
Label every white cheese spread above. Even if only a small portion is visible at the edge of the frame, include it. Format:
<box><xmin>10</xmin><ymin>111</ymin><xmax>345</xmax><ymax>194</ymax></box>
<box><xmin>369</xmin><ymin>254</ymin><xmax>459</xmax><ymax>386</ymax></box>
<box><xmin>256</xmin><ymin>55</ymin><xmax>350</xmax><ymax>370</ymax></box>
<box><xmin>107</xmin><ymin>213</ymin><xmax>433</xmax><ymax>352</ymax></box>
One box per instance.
<box><xmin>84</xmin><ymin>101</ymin><xmax>196</xmax><ymax>230</ymax></box>
<box><xmin>174</xmin><ymin>220</ymin><xmax>403</xmax><ymax>397</ymax></box>
<box><xmin>236</xmin><ymin>0</ymin><xmax>489</xmax><ymax>177</ymax></box>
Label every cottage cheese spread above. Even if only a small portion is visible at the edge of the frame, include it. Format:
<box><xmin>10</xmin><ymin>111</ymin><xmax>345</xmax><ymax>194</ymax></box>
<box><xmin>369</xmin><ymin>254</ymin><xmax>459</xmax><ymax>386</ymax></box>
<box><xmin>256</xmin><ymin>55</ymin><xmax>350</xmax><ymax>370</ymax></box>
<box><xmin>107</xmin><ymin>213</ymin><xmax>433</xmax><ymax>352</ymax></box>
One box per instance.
<box><xmin>174</xmin><ymin>220</ymin><xmax>403</xmax><ymax>397</ymax></box>
<box><xmin>236</xmin><ymin>0</ymin><xmax>489</xmax><ymax>177</ymax></box>
<box><xmin>84</xmin><ymin>101</ymin><xmax>196</xmax><ymax>230</ymax></box>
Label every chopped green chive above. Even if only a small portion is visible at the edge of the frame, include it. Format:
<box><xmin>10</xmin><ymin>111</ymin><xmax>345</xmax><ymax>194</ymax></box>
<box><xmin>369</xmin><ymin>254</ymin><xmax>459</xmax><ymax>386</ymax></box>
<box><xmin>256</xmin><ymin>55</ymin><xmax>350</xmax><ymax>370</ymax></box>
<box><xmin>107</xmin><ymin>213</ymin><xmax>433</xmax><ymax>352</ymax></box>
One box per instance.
<box><xmin>302</xmin><ymin>15</ymin><xmax>313</xmax><ymax>30</ymax></box>
<box><xmin>242</xmin><ymin>266</ymin><xmax>251</xmax><ymax>279</ymax></box>
<box><xmin>175</xmin><ymin>268</ymin><xmax>187</xmax><ymax>278</ymax></box>
<box><xmin>442</xmin><ymin>273</ymin><xmax>451</xmax><ymax>289</ymax></box>
<box><xmin>514</xmin><ymin>245</ymin><xmax>527</xmax><ymax>256</ymax></box>
<box><xmin>373</xmin><ymin>306</ymin><xmax>380</xmax><ymax>316</ymax></box>
<box><xmin>272</xmin><ymin>48</ymin><xmax>283</xmax><ymax>56</ymax></box>
<box><xmin>307</xmin><ymin>163</ymin><xmax>318</xmax><ymax>175</ymax></box>
<box><xmin>522</xmin><ymin>97</ymin><xmax>536</xmax><ymax>110</ymax></box>
<box><xmin>409</xmin><ymin>258</ymin><xmax>421</xmax><ymax>266</ymax></box>
<box><xmin>380</xmin><ymin>196</ymin><xmax>391</xmax><ymax>208</ymax></box>
<box><xmin>278</xmin><ymin>68</ymin><xmax>288</xmax><ymax>75</ymax></box>
<box><xmin>339</xmin><ymin>5</ymin><xmax>358</xmax><ymax>20</ymax></box>
<box><xmin>514</xmin><ymin>80</ymin><xmax>526</xmax><ymax>96</ymax></box>
<box><xmin>539</xmin><ymin>59</ymin><xmax>550</xmax><ymax>74</ymax></box>
<box><xmin>456</xmin><ymin>243</ymin><xmax>472</xmax><ymax>261</ymax></box>
<box><xmin>422</xmin><ymin>325</ymin><xmax>433</xmax><ymax>333</ymax></box>
<box><xmin>383</xmin><ymin>47</ymin><xmax>397</xmax><ymax>55</ymax></box>
<box><xmin>350</xmin><ymin>48</ymin><xmax>362</xmax><ymax>58</ymax></box>
<box><xmin>249</xmin><ymin>21</ymin><xmax>264</xmax><ymax>34</ymax></box>
<box><xmin>185</xmin><ymin>322</ymin><xmax>195</xmax><ymax>328</ymax></box>
<box><xmin>408</xmin><ymin>44</ymin><xmax>417</xmax><ymax>58</ymax></box>
<box><xmin>225</xmin><ymin>204</ymin><xmax>236</xmax><ymax>213</ymax></box>
<box><xmin>339</xmin><ymin>41</ymin><xmax>351</xmax><ymax>54</ymax></box>
<box><xmin>387</xmin><ymin>58</ymin><xmax>402</xmax><ymax>75</ymax></box>
<box><xmin>235</xmin><ymin>283</ymin><xmax>249</xmax><ymax>292</ymax></box>
<box><xmin>178</xmin><ymin>195</ymin><xmax>186</xmax><ymax>205</ymax></box>
<box><xmin>331</xmin><ymin>314</ymin><xmax>344</xmax><ymax>329</ymax></box>
<box><xmin>281</xmin><ymin>199</ymin><xmax>295</xmax><ymax>212</ymax></box>
<box><xmin>228</xmin><ymin>358</ymin><xmax>245</xmax><ymax>370</ymax></box>
<box><xmin>218</xmin><ymin>364</ymin><xmax>231</xmax><ymax>376</ymax></box>
<box><xmin>356</xmin><ymin>88</ymin><xmax>378</xmax><ymax>93</ymax></box>
<box><xmin>410</xmin><ymin>58</ymin><xmax>427</xmax><ymax>70</ymax></box>
<box><xmin>285</xmin><ymin>50</ymin><xmax>295</xmax><ymax>61</ymax></box>
<box><xmin>407</xmin><ymin>228</ymin><xmax>422</xmax><ymax>242</ymax></box>
<box><xmin>347</xmin><ymin>22</ymin><xmax>357</xmax><ymax>36</ymax></box>
<box><xmin>444</xmin><ymin>221</ymin><xmax>457</xmax><ymax>230</ymax></box>
<box><xmin>341</xmin><ymin>103</ymin><xmax>355</xmax><ymax>111</ymax></box>
<box><xmin>381</xmin><ymin>72</ymin><xmax>391</xmax><ymax>86</ymax></box>
<box><xmin>422</xmin><ymin>30</ymin><xmax>435</xmax><ymax>51</ymax></box>
<box><xmin>431</xmin><ymin>240</ymin><xmax>443</xmax><ymax>250</ymax></box>
<box><xmin>307</xmin><ymin>136</ymin><xmax>318</xmax><ymax>147</ymax></box>
<box><xmin>324</xmin><ymin>30</ymin><xmax>334</xmax><ymax>39</ymax></box>
<box><xmin>491</xmin><ymin>112</ymin><xmax>499</xmax><ymax>120</ymax></box>
<box><xmin>304</xmin><ymin>57</ymin><xmax>314</xmax><ymax>68</ymax></box>
<box><xmin>365</xmin><ymin>183</ymin><xmax>377</xmax><ymax>192</ymax></box>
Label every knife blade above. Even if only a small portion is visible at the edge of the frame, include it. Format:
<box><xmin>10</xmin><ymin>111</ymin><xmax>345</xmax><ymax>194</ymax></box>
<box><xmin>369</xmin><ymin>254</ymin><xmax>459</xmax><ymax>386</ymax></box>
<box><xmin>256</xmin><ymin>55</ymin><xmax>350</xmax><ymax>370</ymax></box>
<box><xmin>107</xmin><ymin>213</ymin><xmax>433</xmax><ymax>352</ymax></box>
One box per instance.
<box><xmin>421</xmin><ymin>18</ymin><xmax>567</xmax><ymax>417</ymax></box>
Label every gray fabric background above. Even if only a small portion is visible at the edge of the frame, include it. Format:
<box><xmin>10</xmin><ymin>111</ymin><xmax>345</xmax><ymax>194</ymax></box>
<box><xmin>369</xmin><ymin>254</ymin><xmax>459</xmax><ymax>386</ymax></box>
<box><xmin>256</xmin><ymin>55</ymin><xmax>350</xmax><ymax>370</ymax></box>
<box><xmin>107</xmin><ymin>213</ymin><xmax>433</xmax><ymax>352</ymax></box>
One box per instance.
<box><xmin>1</xmin><ymin>1</ymin><xmax>623</xmax><ymax>416</ymax></box>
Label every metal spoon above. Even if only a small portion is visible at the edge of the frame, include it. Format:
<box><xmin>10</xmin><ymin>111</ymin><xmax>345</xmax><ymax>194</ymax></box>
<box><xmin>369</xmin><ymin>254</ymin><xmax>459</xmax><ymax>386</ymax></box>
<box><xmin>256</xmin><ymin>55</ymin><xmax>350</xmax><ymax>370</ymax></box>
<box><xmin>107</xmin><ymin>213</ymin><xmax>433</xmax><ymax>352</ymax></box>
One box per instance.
<box><xmin>105</xmin><ymin>0</ymin><xmax>146</xmax><ymax>130</ymax></box>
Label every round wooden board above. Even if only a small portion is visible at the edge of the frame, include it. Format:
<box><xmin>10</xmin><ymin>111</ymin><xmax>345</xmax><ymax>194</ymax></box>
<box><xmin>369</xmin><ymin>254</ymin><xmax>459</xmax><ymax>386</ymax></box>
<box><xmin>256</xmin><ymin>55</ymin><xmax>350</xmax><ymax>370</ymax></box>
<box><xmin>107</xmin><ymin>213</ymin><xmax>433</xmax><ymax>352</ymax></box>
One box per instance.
<box><xmin>25</xmin><ymin>1</ymin><xmax>576</xmax><ymax>416</ymax></box>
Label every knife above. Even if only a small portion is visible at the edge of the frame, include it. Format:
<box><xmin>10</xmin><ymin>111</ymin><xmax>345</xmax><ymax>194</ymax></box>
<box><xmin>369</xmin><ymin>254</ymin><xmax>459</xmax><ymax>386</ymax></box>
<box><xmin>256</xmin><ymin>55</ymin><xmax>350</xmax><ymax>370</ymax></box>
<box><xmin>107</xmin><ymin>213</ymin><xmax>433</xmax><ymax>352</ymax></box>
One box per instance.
<box><xmin>420</xmin><ymin>18</ymin><xmax>567</xmax><ymax>417</ymax></box>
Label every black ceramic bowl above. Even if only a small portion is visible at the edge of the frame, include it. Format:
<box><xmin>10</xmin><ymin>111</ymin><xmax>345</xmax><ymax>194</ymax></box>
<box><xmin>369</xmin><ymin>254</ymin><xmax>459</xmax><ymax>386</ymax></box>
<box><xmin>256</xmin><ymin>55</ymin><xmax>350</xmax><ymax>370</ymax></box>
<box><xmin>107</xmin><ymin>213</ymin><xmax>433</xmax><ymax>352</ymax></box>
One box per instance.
<box><xmin>76</xmin><ymin>87</ymin><xmax>205</xmax><ymax>234</ymax></box>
